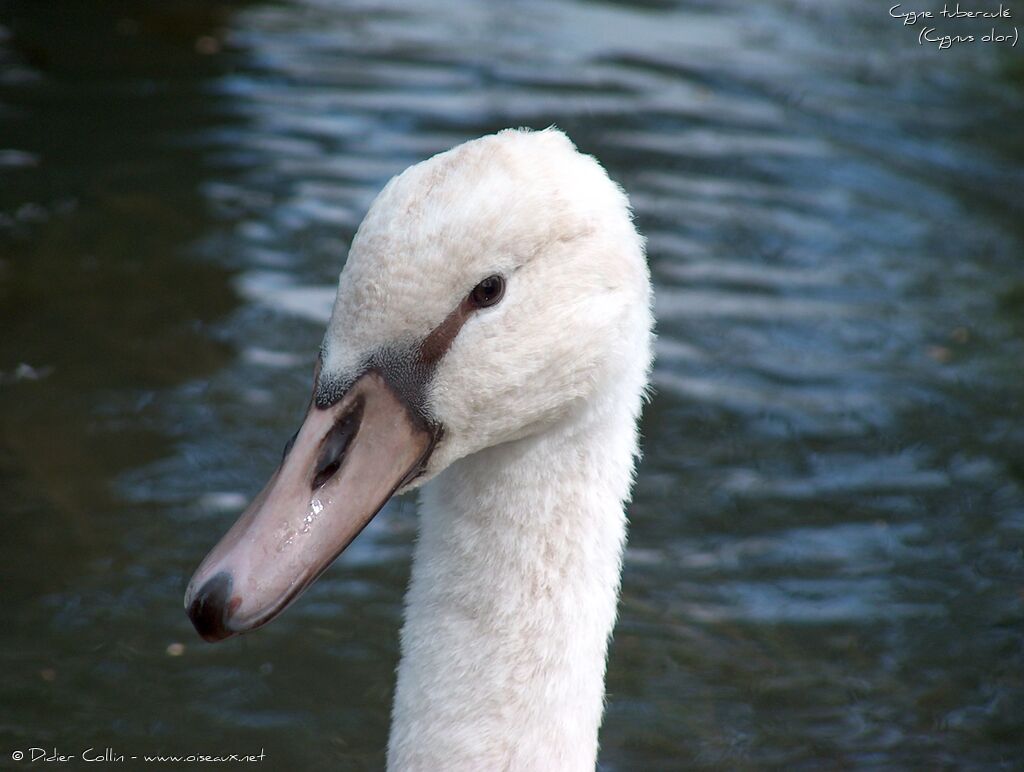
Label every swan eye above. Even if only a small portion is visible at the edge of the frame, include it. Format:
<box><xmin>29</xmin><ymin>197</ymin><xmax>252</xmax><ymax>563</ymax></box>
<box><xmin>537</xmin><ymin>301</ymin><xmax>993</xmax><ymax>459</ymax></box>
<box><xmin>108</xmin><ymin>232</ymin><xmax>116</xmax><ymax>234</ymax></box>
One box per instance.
<box><xmin>470</xmin><ymin>275</ymin><xmax>504</xmax><ymax>308</ymax></box>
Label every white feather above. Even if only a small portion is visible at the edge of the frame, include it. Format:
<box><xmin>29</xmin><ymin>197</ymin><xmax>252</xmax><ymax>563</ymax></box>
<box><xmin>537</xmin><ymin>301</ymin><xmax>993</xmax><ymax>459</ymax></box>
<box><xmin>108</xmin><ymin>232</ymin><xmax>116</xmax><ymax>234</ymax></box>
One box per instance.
<box><xmin>321</xmin><ymin>128</ymin><xmax>654</xmax><ymax>771</ymax></box>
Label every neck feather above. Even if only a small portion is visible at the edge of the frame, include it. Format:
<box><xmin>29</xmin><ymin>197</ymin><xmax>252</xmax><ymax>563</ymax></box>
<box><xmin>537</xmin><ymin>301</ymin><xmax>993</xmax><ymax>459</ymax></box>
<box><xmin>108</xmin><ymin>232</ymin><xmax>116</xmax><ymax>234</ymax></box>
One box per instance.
<box><xmin>386</xmin><ymin>389</ymin><xmax>642</xmax><ymax>771</ymax></box>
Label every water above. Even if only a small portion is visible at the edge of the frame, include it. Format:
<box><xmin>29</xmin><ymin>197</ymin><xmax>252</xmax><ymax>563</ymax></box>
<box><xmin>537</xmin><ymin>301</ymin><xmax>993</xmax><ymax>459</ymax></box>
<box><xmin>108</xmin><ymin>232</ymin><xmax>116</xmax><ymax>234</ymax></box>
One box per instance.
<box><xmin>1</xmin><ymin>1</ymin><xmax>1022</xmax><ymax>769</ymax></box>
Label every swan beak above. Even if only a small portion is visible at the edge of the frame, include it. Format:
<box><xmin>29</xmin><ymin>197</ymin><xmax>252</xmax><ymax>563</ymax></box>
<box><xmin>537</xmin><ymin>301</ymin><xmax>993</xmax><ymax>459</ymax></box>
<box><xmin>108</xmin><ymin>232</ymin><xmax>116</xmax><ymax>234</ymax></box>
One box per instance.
<box><xmin>184</xmin><ymin>371</ymin><xmax>435</xmax><ymax>642</ymax></box>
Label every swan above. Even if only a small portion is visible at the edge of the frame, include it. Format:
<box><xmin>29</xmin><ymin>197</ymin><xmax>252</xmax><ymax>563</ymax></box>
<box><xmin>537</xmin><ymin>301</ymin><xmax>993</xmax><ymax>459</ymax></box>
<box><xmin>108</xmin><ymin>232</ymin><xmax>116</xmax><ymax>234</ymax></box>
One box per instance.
<box><xmin>185</xmin><ymin>127</ymin><xmax>654</xmax><ymax>770</ymax></box>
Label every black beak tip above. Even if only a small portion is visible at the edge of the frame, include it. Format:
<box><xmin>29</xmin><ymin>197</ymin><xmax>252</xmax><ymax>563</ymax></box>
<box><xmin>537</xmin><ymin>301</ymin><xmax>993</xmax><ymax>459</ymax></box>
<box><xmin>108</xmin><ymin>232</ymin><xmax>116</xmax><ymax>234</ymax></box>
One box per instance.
<box><xmin>186</xmin><ymin>572</ymin><xmax>237</xmax><ymax>643</ymax></box>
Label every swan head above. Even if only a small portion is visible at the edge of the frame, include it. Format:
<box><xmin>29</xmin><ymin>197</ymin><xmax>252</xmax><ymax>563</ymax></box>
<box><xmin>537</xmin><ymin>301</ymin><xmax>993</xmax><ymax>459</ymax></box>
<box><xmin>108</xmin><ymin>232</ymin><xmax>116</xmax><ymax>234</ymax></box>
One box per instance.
<box><xmin>186</xmin><ymin>128</ymin><xmax>652</xmax><ymax>641</ymax></box>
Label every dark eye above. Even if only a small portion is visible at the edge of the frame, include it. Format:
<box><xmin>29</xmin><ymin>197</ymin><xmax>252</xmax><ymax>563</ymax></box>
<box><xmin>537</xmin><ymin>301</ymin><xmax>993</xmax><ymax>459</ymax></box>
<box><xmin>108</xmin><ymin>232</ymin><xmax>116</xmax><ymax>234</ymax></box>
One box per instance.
<box><xmin>470</xmin><ymin>275</ymin><xmax>504</xmax><ymax>308</ymax></box>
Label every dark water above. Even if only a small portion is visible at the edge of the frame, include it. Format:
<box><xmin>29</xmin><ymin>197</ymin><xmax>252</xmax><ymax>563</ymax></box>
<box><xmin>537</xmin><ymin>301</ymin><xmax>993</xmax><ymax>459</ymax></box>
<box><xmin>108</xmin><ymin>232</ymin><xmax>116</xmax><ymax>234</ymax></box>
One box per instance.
<box><xmin>2</xmin><ymin>1</ymin><xmax>1023</xmax><ymax>769</ymax></box>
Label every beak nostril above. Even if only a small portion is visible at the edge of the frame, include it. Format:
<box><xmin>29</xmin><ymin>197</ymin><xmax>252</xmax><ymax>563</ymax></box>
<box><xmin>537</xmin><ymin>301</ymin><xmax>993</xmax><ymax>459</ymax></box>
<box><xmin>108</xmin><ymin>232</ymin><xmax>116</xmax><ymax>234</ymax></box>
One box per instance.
<box><xmin>311</xmin><ymin>398</ymin><xmax>363</xmax><ymax>491</ymax></box>
<box><xmin>312</xmin><ymin>460</ymin><xmax>341</xmax><ymax>489</ymax></box>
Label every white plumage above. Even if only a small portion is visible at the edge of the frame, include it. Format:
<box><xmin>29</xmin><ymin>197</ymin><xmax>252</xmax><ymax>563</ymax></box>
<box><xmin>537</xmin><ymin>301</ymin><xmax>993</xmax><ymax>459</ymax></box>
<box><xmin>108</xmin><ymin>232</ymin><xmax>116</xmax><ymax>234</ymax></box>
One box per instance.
<box><xmin>187</xmin><ymin>127</ymin><xmax>654</xmax><ymax>771</ymax></box>
<box><xmin>326</xmin><ymin>129</ymin><xmax>654</xmax><ymax>770</ymax></box>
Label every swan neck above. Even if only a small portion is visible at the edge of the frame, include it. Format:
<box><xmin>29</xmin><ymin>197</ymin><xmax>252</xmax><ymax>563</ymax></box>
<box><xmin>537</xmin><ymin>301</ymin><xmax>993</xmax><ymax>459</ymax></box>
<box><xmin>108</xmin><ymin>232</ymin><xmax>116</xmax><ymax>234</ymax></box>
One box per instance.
<box><xmin>387</xmin><ymin>405</ymin><xmax>637</xmax><ymax>771</ymax></box>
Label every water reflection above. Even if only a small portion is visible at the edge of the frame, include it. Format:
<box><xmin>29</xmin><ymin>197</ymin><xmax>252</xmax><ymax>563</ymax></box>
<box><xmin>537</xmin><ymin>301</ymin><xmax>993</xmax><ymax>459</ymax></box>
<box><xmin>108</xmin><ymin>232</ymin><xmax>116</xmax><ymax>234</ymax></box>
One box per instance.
<box><xmin>1</xmin><ymin>0</ymin><xmax>1022</xmax><ymax>769</ymax></box>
